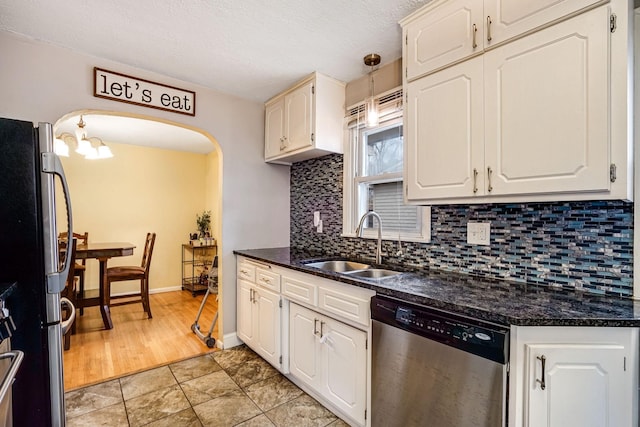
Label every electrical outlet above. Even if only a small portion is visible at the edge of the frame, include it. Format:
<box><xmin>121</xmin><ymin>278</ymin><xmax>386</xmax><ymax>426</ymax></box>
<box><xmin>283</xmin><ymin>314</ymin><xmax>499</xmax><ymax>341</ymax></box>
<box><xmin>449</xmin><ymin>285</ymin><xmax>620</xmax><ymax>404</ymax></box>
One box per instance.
<box><xmin>467</xmin><ymin>222</ymin><xmax>490</xmax><ymax>245</ymax></box>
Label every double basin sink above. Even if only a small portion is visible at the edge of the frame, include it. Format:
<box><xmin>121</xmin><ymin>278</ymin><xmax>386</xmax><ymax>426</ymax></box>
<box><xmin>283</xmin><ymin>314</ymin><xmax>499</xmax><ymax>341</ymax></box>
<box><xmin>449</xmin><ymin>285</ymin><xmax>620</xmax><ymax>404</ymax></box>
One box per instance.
<box><xmin>303</xmin><ymin>260</ymin><xmax>401</xmax><ymax>280</ymax></box>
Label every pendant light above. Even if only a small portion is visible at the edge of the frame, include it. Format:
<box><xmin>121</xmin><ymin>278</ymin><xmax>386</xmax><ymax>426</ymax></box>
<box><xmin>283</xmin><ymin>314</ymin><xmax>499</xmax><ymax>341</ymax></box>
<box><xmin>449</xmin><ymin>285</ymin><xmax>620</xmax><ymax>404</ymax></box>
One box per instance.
<box><xmin>364</xmin><ymin>53</ymin><xmax>381</xmax><ymax>127</ymax></box>
<box><xmin>54</xmin><ymin>115</ymin><xmax>114</xmax><ymax>159</ymax></box>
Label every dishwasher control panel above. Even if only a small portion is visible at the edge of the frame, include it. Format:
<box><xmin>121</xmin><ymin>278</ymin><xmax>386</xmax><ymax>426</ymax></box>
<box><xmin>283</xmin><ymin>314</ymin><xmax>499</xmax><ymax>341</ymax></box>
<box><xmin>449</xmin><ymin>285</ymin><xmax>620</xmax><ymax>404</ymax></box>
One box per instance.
<box><xmin>372</xmin><ymin>295</ymin><xmax>509</xmax><ymax>364</ymax></box>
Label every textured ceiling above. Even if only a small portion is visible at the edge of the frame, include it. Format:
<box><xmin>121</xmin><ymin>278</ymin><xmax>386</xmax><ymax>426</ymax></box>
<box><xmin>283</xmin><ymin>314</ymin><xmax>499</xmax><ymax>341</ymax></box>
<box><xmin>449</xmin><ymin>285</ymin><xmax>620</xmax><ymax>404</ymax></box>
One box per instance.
<box><xmin>0</xmin><ymin>0</ymin><xmax>431</xmax><ymax>103</ymax></box>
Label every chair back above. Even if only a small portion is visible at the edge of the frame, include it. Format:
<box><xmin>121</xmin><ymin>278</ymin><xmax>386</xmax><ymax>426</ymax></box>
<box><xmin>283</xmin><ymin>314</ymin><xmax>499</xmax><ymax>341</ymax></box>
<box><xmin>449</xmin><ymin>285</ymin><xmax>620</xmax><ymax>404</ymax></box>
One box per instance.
<box><xmin>140</xmin><ymin>233</ymin><xmax>157</xmax><ymax>275</ymax></box>
<box><xmin>63</xmin><ymin>238</ymin><xmax>77</xmax><ymax>295</ymax></box>
<box><xmin>59</xmin><ymin>231</ymin><xmax>89</xmax><ymax>265</ymax></box>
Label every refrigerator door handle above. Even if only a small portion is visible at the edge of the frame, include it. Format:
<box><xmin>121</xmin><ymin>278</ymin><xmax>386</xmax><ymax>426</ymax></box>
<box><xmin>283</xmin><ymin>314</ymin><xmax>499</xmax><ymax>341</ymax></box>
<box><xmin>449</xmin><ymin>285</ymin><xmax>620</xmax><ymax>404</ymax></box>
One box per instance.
<box><xmin>0</xmin><ymin>350</ymin><xmax>24</xmax><ymax>406</ymax></box>
<box><xmin>60</xmin><ymin>297</ymin><xmax>76</xmax><ymax>335</ymax></box>
<box><xmin>41</xmin><ymin>149</ymin><xmax>73</xmax><ymax>295</ymax></box>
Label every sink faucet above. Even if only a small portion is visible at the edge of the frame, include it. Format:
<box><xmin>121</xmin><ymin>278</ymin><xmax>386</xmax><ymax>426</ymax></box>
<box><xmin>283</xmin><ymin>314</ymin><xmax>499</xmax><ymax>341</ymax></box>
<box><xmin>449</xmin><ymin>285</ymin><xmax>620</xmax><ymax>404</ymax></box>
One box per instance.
<box><xmin>356</xmin><ymin>211</ymin><xmax>384</xmax><ymax>264</ymax></box>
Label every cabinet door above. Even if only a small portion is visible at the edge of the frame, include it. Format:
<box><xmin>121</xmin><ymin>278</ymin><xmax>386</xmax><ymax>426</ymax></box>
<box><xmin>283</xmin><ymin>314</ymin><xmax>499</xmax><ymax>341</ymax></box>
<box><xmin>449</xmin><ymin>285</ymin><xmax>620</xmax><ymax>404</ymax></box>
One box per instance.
<box><xmin>254</xmin><ymin>287</ymin><xmax>281</xmax><ymax>368</ymax></box>
<box><xmin>484</xmin><ymin>0</ymin><xmax>604</xmax><ymax>47</ymax></box>
<box><xmin>484</xmin><ymin>7</ymin><xmax>610</xmax><ymax>196</ymax></box>
<box><xmin>525</xmin><ymin>343</ymin><xmax>628</xmax><ymax>427</ymax></box>
<box><xmin>284</xmin><ymin>81</ymin><xmax>314</xmax><ymax>153</ymax></box>
<box><xmin>265</xmin><ymin>98</ymin><xmax>285</xmax><ymax>159</ymax></box>
<box><xmin>406</xmin><ymin>55</ymin><xmax>484</xmax><ymax>200</ymax></box>
<box><xmin>405</xmin><ymin>0</ymin><xmax>483</xmax><ymax>80</ymax></box>
<box><xmin>237</xmin><ymin>280</ymin><xmax>255</xmax><ymax>346</ymax></box>
<box><xmin>321</xmin><ymin>316</ymin><xmax>367</xmax><ymax>425</ymax></box>
<box><xmin>289</xmin><ymin>303</ymin><xmax>320</xmax><ymax>389</ymax></box>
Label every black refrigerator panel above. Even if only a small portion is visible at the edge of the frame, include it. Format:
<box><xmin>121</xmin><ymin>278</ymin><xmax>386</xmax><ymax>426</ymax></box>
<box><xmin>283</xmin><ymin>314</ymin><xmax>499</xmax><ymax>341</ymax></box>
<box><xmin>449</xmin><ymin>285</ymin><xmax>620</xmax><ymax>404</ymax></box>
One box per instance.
<box><xmin>0</xmin><ymin>118</ymin><xmax>54</xmax><ymax>425</ymax></box>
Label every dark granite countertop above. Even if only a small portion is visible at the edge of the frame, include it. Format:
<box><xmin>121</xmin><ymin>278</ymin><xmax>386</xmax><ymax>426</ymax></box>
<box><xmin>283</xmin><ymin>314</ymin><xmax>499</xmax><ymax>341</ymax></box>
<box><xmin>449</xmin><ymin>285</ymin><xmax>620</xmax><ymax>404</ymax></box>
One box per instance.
<box><xmin>234</xmin><ymin>247</ymin><xmax>640</xmax><ymax>327</ymax></box>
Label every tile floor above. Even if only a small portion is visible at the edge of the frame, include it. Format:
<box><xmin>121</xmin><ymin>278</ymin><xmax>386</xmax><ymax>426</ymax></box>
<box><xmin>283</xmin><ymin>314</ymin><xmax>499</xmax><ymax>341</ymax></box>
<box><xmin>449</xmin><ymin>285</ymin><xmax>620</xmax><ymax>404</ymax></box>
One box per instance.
<box><xmin>65</xmin><ymin>345</ymin><xmax>350</xmax><ymax>427</ymax></box>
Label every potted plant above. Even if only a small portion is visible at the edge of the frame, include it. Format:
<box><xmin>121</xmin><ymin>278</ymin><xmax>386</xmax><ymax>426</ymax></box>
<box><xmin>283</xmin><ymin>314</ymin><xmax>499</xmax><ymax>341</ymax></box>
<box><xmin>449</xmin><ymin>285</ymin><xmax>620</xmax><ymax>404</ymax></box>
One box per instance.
<box><xmin>196</xmin><ymin>210</ymin><xmax>211</xmax><ymax>239</ymax></box>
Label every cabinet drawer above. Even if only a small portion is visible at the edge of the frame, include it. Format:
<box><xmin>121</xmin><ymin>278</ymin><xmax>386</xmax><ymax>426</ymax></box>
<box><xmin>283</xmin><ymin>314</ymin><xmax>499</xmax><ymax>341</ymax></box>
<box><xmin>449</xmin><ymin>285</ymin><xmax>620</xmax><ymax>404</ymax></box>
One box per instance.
<box><xmin>282</xmin><ymin>276</ymin><xmax>317</xmax><ymax>306</ymax></box>
<box><xmin>256</xmin><ymin>268</ymin><xmax>281</xmax><ymax>292</ymax></box>
<box><xmin>237</xmin><ymin>261</ymin><xmax>256</xmax><ymax>283</ymax></box>
<box><xmin>318</xmin><ymin>286</ymin><xmax>371</xmax><ymax>327</ymax></box>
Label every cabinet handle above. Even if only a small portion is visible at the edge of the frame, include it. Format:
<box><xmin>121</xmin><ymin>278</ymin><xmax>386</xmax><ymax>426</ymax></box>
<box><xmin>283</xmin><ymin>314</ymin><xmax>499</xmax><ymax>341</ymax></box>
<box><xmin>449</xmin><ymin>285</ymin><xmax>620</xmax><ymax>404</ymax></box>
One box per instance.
<box><xmin>487</xmin><ymin>166</ymin><xmax>493</xmax><ymax>192</ymax></box>
<box><xmin>472</xmin><ymin>24</ymin><xmax>478</xmax><ymax>49</ymax></box>
<box><xmin>487</xmin><ymin>16</ymin><xmax>492</xmax><ymax>42</ymax></box>
<box><xmin>260</xmin><ymin>277</ymin><xmax>271</xmax><ymax>284</ymax></box>
<box><xmin>536</xmin><ymin>355</ymin><xmax>546</xmax><ymax>390</ymax></box>
<box><xmin>473</xmin><ymin>168</ymin><xmax>478</xmax><ymax>194</ymax></box>
<box><xmin>314</xmin><ymin>318</ymin><xmax>320</xmax><ymax>336</ymax></box>
<box><xmin>249</xmin><ymin>288</ymin><xmax>254</xmax><ymax>303</ymax></box>
<box><xmin>320</xmin><ymin>321</ymin><xmax>325</xmax><ymax>338</ymax></box>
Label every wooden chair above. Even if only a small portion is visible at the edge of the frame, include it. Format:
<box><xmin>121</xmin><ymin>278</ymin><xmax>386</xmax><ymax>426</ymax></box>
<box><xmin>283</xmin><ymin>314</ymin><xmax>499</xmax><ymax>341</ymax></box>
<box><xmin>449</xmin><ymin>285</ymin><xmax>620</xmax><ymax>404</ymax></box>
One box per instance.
<box><xmin>106</xmin><ymin>233</ymin><xmax>156</xmax><ymax>318</ymax></box>
<box><xmin>61</xmin><ymin>238</ymin><xmax>77</xmax><ymax>351</ymax></box>
<box><xmin>59</xmin><ymin>231</ymin><xmax>89</xmax><ymax>315</ymax></box>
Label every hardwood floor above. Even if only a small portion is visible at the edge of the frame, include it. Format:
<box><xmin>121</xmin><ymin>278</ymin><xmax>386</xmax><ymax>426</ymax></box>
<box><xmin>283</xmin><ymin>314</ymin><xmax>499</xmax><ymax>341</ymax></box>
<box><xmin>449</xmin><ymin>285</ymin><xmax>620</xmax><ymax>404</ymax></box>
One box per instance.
<box><xmin>63</xmin><ymin>290</ymin><xmax>219</xmax><ymax>391</ymax></box>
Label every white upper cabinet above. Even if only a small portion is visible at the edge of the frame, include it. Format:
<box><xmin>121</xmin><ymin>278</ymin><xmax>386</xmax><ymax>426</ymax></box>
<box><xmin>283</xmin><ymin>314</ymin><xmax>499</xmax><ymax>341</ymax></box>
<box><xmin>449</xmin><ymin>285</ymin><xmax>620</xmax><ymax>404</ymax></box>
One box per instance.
<box><xmin>402</xmin><ymin>0</ymin><xmax>607</xmax><ymax>81</ymax></box>
<box><xmin>402</xmin><ymin>0</ymin><xmax>633</xmax><ymax>204</ymax></box>
<box><xmin>264</xmin><ymin>72</ymin><xmax>345</xmax><ymax>164</ymax></box>
<box><xmin>403</xmin><ymin>0</ymin><xmax>483</xmax><ymax>81</ymax></box>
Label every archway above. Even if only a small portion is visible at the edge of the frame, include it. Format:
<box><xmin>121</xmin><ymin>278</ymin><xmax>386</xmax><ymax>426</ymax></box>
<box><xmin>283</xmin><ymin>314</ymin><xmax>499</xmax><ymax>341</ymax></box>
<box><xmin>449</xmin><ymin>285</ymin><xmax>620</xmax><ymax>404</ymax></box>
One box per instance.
<box><xmin>53</xmin><ymin>109</ymin><xmax>224</xmax><ymax>389</ymax></box>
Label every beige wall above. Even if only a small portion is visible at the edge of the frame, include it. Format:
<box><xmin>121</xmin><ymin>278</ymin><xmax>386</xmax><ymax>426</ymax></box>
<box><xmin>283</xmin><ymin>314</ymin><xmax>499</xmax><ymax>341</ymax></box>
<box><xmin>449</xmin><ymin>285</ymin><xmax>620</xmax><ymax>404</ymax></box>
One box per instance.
<box><xmin>58</xmin><ymin>142</ymin><xmax>212</xmax><ymax>294</ymax></box>
<box><xmin>345</xmin><ymin>59</ymin><xmax>402</xmax><ymax>106</ymax></box>
<box><xmin>0</xmin><ymin>30</ymin><xmax>291</xmax><ymax>346</ymax></box>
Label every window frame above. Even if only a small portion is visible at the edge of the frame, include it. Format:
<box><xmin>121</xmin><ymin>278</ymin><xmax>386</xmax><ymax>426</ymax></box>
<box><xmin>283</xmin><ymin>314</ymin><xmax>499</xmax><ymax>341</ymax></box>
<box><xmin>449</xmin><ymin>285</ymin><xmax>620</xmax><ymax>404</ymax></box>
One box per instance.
<box><xmin>342</xmin><ymin>92</ymin><xmax>431</xmax><ymax>243</ymax></box>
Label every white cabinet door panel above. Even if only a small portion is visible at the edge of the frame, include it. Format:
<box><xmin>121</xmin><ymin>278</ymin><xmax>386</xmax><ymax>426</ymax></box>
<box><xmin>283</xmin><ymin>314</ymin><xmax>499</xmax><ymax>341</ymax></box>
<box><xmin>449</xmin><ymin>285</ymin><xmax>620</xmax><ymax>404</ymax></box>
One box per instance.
<box><xmin>525</xmin><ymin>343</ymin><xmax>627</xmax><ymax>427</ymax></box>
<box><xmin>265</xmin><ymin>99</ymin><xmax>285</xmax><ymax>158</ymax></box>
<box><xmin>285</xmin><ymin>81</ymin><xmax>313</xmax><ymax>152</ymax></box>
<box><xmin>485</xmin><ymin>0</ymin><xmax>605</xmax><ymax>47</ymax></box>
<box><xmin>405</xmin><ymin>0</ymin><xmax>483</xmax><ymax>80</ymax></box>
<box><xmin>406</xmin><ymin>55</ymin><xmax>484</xmax><ymax>200</ymax></box>
<box><xmin>237</xmin><ymin>280</ymin><xmax>255</xmax><ymax>345</ymax></box>
<box><xmin>255</xmin><ymin>287</ymin><xmax>281</xmax><ymax>367</ymax></box>
<box><xmin>322</xmin><ymin>316</ymin><xmax>367</xmax><ymax>423</ymax></box>
<box><xmin>289</xmin><ymin>303</ymin><xmax>320</xmax><ymax>388</ymax></box>
<box><xmin>484</xmin><ymin>7</ymin><xmax>610</xmax><ymax>196</ymax></box>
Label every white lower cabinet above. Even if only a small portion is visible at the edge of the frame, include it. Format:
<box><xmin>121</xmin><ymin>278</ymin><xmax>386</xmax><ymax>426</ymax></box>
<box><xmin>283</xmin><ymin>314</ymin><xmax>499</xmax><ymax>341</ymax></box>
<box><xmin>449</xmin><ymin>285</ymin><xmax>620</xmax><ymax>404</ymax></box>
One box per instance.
<box><xmin>289</xmin><ymin>302</ymin><xmax>368</xmax><ymax>426</ymax></box>
<box><xmin>237</xmin><ymin>279</ymin><xmax>281</xmax><ymax>370</ymax></box>
<box><xmin>509</xmin><ymin>326</ymin><xmax>639</xmax><ymax>427</ymax></box>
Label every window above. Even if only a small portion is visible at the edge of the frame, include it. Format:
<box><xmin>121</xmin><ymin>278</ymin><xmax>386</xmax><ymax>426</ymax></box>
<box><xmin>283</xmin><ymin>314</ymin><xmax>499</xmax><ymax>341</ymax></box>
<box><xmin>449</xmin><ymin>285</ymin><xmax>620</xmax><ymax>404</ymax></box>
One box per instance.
<box><xmin>343</xmin><ymin>88</ymin><xmax>431</xmax><ymax>242</ymax></box>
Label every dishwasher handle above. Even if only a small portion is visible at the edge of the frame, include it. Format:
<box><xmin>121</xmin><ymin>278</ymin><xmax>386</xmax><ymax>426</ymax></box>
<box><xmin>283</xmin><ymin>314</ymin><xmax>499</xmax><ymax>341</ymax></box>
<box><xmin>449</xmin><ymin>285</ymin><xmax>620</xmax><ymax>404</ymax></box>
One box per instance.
<box><xmin>0</xmin><ymin>350</ymin><xmax>23</xmax><ymax>405</ymax></box>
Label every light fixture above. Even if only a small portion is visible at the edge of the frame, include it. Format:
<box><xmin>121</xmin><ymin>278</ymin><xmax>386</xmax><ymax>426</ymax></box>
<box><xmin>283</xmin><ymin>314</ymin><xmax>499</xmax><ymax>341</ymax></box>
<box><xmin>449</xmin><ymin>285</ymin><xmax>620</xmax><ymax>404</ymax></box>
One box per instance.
<box><xmin>364</xmin><ymin>53</ymin><xmax>381</xmax><ymax>127</ymax></box>
<box><xmin>54</xmin><ymin>115</ymin><xmax>113</xmax><ymax>159</ymax></box>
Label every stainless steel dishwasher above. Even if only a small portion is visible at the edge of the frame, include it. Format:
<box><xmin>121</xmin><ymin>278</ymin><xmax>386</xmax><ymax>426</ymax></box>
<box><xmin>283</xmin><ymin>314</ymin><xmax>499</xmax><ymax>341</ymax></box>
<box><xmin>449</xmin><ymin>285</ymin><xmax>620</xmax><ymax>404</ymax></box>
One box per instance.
<box><xmin>371</xmin><ymin>295</ymin><xmax>509</xmax><ymax>427</ymax></box>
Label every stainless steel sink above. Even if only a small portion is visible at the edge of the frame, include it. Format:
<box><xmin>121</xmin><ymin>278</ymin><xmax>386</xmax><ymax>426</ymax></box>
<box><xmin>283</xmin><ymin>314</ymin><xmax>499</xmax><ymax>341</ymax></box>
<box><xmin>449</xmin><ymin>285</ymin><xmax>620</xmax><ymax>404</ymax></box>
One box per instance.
<box><xmin>304</xmin><ymin>260</ymin><xmax>371</xmax><ymax>273</ymax></box>
<box><xmin>344</xmin><ymin>268</ymin><xmax>402</xmax><ymax>279</ymax></box>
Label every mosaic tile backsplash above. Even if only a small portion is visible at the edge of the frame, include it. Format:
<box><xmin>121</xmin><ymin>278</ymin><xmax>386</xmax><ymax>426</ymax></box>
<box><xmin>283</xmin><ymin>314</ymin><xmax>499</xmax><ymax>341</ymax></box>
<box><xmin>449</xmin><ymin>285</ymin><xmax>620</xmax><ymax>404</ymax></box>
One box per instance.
<box><xmin>290</xmin><ymin>154</ymin><xmax>634</xmax><ymax>296</ymax></box>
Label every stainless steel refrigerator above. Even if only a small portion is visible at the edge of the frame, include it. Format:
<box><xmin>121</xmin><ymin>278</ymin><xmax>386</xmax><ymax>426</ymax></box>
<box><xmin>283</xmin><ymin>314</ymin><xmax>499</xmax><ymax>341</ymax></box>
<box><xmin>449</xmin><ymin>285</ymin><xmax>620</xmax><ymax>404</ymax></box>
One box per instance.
<box><xmin>0</xmin><ymin>117</ymin><xmax>74</xmax><ymax>425</ymax></box>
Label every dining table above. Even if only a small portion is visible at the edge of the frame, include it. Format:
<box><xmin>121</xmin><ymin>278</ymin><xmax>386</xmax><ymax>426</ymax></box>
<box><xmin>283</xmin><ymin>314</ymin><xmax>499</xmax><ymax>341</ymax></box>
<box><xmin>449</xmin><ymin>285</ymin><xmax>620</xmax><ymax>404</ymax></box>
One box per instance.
<box><xmin>74</xmin><ymin>242</ymin><xmax>136</xmax><ymax>330</ymax></box>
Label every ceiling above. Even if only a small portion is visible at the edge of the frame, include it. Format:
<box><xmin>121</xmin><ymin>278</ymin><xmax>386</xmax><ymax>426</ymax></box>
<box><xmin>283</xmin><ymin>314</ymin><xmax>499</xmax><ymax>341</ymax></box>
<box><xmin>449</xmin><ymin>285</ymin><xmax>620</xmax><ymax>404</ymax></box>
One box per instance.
<box><xmin>1</xmin><ymin>0</ymin><xmax>431</xmax><ymax>152</ymax></box>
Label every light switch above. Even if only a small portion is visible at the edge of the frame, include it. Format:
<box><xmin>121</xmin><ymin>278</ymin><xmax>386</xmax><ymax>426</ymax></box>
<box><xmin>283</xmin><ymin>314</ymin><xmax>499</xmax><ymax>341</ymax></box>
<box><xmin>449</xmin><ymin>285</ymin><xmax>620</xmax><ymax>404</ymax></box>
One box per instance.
<box><xmin>467</xmin><ymin>222</ymin><xmax>490</xmax><ymax>245</ymax></box>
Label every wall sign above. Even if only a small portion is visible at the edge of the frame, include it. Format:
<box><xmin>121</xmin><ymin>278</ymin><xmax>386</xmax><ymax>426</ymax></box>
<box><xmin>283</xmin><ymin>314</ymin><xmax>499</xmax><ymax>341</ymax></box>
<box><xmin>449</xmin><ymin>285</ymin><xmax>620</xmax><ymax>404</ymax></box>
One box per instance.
<box><xmin>93</xmin><ymin>67</ymin><xmax>196</xmax><ymax>116</ymax></box>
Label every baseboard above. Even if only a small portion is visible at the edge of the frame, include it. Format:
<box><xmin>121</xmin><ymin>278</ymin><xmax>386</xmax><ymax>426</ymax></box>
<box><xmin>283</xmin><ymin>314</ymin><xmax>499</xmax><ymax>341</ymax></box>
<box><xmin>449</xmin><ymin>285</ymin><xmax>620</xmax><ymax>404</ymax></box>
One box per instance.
<box><xmin>220</xmin><ymin>333</ymin><xmax>243</xmax><ymax>349</ymax></box>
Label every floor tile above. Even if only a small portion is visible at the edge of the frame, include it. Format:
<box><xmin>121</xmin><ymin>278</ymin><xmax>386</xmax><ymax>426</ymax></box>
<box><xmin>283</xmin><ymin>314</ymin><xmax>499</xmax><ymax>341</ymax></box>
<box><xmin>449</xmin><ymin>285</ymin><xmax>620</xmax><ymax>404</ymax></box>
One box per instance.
<box><xmin>212</xmin><ymin>344</ymin><xmax>259</xmax><ymax>371</ymax></box>
<box><xmin>236</xmin><ymin>414</ymin><xmax>276</xmax><ymax>427</ymax></box>
<box><xmin>181</xmin><ymin>369</ymin><xmax>241</xmax><ymax>406</ymax></box>
<box><xmin>193</xmin><ymin>389</ymin><xmax>262</xmax><ymax>427</ymax></box>
<box><xmin>327</xmin><ymin>418</ymin><xmax>351</xmax><ymax>426</ymax></box>
<box><xmin>143</xmin><ymin>408</ymin><xmax>203</xmax><ymax>427</ymax></box>
<box><xmin>65</xmin><ymin>379</ymin><xmax>123</xmax><ymax>419</ymax></box>
<box><xmin>265</xmin><ymin>394</ymin><xmax>337</xmax><ymax>427</ymax></box>
<box><xmin>225</xmin><ymin>356</ymin><xmax>279</xmax><ymax>388</ymax></box>
<box><xmin>66</xmin><ymin>402</ymin><xmax>128</xmax><ymax>427</ymax></box>
<box><xmin>170</xmin><ymin>354</ymin><xmax>221</xmax><ymax>383</ymax></box>
<box><xmin>120</xmin><ymin>366</ymin><xmax>177</xmax><ymax>400</ymax></box>
<box><xmin>244</xmin><ymin>374</ymin><xmax>303</xmax><ymax>412</ymax></box>
<box><xmin>125</xmin><ymin>384</ymin><xmax>191</xmax><ymax>426</ymax></box>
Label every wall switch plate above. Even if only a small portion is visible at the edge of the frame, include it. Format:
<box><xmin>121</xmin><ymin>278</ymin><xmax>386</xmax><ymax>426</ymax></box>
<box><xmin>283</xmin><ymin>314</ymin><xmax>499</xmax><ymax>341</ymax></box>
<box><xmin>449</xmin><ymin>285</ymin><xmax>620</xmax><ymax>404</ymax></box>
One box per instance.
<box><xmin>313</xmin><ymin>211</ymin><xmax>320</xmax><ymax>226</ymax></box>
<box><xmin>467</xmin><ymin>222</ymin><xmax>490</xmax><ymax>245</ymax></box>
<box><xmin>317</xmin><ymin>219</ymin><xmax>323</xmax><ymax>233</ymax></box>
